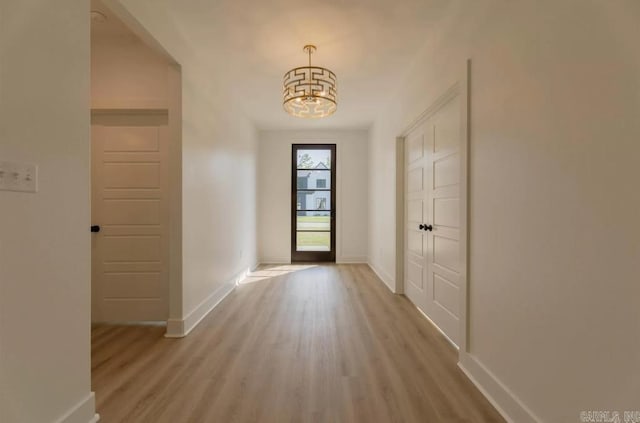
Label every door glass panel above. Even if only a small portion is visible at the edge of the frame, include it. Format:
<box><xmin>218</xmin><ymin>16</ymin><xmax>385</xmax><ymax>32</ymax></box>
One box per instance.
<box><xmin>296</xmin><ymin>231</ymin><xmax>330</xmax><ymax>251</ymax></box>
<box><xmin>297</xmin><ymin>149</ymin><xmax>332</xmax><ymax>169</ymax></box>
<box><xmin>296</xmin><ymin>190</ymin><xmax>331</xmax><ymax>210</ymax></box>
<box><xmin>297</xmin><ymin>211</ymin><xmax>330</xmax><ymax>231</ymax></box>
<box><xmin>296</xmin><ymin>170</ymin><xmax>331</xmax><ymax>190</ymax></box>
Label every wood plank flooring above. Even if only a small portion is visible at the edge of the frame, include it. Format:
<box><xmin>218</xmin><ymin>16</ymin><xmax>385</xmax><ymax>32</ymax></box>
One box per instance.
<box><xmin>92</xmin><ymin>264</ymin><xmax>504</xmax><ymax>422</ymax></box>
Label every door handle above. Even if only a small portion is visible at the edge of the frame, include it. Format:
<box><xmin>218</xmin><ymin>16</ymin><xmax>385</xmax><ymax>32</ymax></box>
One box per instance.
<box><xmin>90</xmin><ymin>225</ymin><xmax>101</xmax><ymax>233</ymax></box>
<box><xmin>423</xmin><ymin>224</ymin><xmax>433</xmax><ymax>232</ymax></box>
<box><xmin>419</xmin><ymin>224</ymin><xmax>425</xmax><ymax>230</ymax></box>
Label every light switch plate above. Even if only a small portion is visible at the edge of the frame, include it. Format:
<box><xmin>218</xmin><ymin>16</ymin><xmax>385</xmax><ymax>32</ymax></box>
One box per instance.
<box><xmin>0</xmin><ymin>161</ymin><xmax>38</xmax><ymax>193</ymax></box>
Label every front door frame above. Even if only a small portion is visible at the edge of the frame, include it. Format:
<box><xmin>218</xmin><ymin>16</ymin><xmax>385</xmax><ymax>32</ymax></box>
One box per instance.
<box><xmin>291</xmin><ymin>143</ymin><xmax>337</xmax><ymax>262</ymax></box>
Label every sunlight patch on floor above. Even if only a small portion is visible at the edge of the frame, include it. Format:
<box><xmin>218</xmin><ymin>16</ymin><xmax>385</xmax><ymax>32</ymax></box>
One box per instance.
<box><xmin>238</xmin><ymin>264</ymin><xmax>318</xmax><ymax>285</ymax></box>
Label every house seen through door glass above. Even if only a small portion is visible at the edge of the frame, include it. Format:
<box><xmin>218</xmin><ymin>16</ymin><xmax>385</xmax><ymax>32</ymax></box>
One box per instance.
<box><xmin>292</xmin><ymin>144</ymin><xmax>336</xmax><ymax>262</ymax></box>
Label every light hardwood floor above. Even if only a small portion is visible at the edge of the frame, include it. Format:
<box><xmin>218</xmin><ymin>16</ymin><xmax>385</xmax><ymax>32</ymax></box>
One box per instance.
<box><xmin>92</xmin><ymin>264</ymin><xmax>504</xmax><ymax>422</ymax></box>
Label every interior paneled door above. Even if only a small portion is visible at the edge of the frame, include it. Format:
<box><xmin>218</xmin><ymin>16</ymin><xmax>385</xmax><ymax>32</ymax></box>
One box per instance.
<box><xmin>291</xmin><ymin>144</ymin><xmax>336</xmax><ymax>262</ymax></box>
<box><xmin>91</xmin><ymin>115</ymin><xmax>169</xmax><ymax>322</ymax></box>
<box><xmin>405</xmin><ymin>93</ymin><xmax>462</xmax><ymax>346</ymax></box>
<box><xmin>405</xmin><ymin>121</ymin><xmax>430</xmax><ymax>313</ymax></box>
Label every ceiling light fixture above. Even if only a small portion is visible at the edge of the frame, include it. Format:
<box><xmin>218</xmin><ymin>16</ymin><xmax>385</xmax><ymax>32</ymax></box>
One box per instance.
<box><xmin>283</xmin><ymin>45</ymin><xmax>337</xmax><ymax>119</ymax></box>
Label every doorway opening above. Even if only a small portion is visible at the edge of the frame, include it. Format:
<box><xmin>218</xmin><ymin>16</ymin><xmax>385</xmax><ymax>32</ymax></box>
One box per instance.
<box><xmin>90</xmin><ymin>0</ymin><xmax>182</xmax><ymax>325</ymax></box>
<box><xmin>291</xmin><ymin>144</ymin><xmax>336</xmax><ymax>262</ymax></box>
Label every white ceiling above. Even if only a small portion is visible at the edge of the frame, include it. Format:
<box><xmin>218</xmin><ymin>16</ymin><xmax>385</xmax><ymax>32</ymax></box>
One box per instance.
<box><xmin>93</xmin><ymin>0</ymin><xmax>452</xmax><ymax>130</ymax></box>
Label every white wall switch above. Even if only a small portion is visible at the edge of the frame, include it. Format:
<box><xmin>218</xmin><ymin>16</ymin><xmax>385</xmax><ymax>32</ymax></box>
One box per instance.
<box><xmin>0</xmin><ymin>161</ymin><xmax>38</xmax><ymax>193</ymax></box>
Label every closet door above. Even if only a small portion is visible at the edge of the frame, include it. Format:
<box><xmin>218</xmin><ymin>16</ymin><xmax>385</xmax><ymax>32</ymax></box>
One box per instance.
<box><xmin>404</xmin><ymin>92</ymin><xmax>463</xmax><ymax>347</ymax></box>
<box><xmin>424</xmin><ymin>94</ymin><xmax>462</xmax><ymax>346</ymax></box>
<box><xmin>92</xmin><ymin>118</ymin><xmax>170</xmax><ymax>322</ymax></box>
<box><xmin>404</xmin><ymin>121</ymin><xmax>430</xmax><ymax>312</ymax></box>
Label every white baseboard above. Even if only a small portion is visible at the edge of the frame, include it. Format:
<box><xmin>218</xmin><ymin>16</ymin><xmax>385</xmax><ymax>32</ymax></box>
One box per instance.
<box><xmin>367</xmin><ymin>261</ymin><xmax>396</xmax><ymax>293</ymax></box>
<box><xmin>165</xmin><ymin>265</ymin><xmax>256</xmax><ymax>338</ymax></box>
<box><xmin>258</xmin><ymin>256</ymin><xmax>291</xmax><ymax>264</ymax></box>
<box><xmin>54</xmin><ymin>392</ymin><xmax>99</xmax><ymax>423</ymax></box>
<box><xmin>458</xmin><ymin>353</ymin><xmax>540</xmax><ymax>423</ymax></box>
<box><xmin>336</xmin><ymin>256</ymin><xmax>368</xmax><ymax>264</ymax></box>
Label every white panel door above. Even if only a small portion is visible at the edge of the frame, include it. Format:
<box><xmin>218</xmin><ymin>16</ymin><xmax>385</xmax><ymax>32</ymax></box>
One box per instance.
<box><xmin>91</xmin><ymin>123</ymin><xmax>169</xmax><ymax>322</ymax></box>
<box><xmin>425</xmin><ymin>94</ymin><xmax>462</xmax><ymax>346</ymax></box>
<box><xmin>404</xmin><ymin>121</ymin><xmax>430</xmax><ymax>312</ymax></box>
<box><xmin>404</xmin><ymin>93</ymin><xmax>462</xmax><ymax>347</ymax></box>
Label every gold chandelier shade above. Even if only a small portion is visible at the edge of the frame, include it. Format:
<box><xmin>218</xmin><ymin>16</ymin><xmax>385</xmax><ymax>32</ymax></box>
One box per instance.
<box><xmin>283</xmin><ymin>45</ymin><xmax>337</xmax><ymax>119</ymax></box>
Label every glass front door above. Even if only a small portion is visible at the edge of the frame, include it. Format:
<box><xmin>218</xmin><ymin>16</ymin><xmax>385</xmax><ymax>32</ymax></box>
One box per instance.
<box><xmin>291</xmin><ymin>144</ymin><xmax>336</xmax><ymax>262</ymax></box>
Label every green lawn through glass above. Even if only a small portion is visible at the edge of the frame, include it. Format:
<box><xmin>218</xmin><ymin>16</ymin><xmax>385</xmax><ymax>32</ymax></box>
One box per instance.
<box><xmin>296</xmin><ymin>231</ymin><xmax>330</xmax><ymax>251</ymax></box>
<box><xmin>296</xmin><ymin>214</ymin><xmax>330</xmax><ymax>231</ymax></box>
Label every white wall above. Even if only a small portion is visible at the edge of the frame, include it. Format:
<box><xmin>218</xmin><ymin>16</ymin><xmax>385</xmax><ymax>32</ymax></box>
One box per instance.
<box><xmin>91</xmin><ymin>26</ymin><xmax>169</xmax><ymax>109</ymax></box>
<box><xmin>113</xmin><ymin>0</ymin><xmax>258</xmax><ymax>334</ymax></box>
<box><xmin>258</xmin><ymin>130</ymin><xmax>368</xmax><ymax>264</ymax></box>
<box><xmin>368</xmin><ymin>1</ymin><xmax>640</xmax><ymax>422</ymax></box>
<box><xmin>0</xmin><ymin>1</ymin><xmax>97</xmax><ymax>422</ymax></box>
